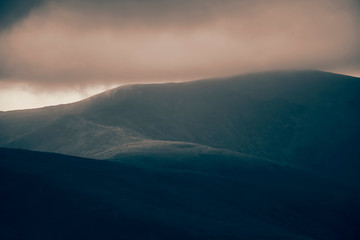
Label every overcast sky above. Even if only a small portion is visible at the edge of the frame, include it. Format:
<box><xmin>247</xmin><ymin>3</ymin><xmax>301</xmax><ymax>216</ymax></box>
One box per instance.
<box><xmin>0</xmin><ymin>0</ymin><xmax>359</xmax><ymax>111</ymax></box>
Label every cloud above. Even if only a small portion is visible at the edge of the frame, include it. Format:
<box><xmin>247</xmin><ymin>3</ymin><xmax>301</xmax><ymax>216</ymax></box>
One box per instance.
<box><xmin>0</xmin><ymin>0</ymin><xmax>44</xmax><ymax>31</ymax></box>
<box><xmin>0</xmin><ymin>0</ymin><xmax>359</xmax><ymax>91</ymax></box>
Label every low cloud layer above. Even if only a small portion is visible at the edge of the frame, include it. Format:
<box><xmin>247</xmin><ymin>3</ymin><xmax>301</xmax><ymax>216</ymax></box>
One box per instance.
<box><xmin>0</xmin><ymin>0</ymin><xmax>359</xmax><ymax>110</ymax></box>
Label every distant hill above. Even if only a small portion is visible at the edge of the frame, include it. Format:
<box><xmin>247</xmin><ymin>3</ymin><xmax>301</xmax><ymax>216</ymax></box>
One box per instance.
<box><xmin>1</xmin><ymin>147</ymin><xmax>359</xmax><ymax>240</ymax></box>
<box><xmin>1</xmin><ymin>70</ymin><xmax>360</xmax><ymax>185</ymax></box>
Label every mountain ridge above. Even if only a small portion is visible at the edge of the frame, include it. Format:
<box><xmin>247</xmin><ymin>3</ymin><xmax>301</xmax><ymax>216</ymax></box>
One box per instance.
<box><xmin>1</xmin><ymin>70</ymin><xmax>359</xmax><ymax>185</ymax></box>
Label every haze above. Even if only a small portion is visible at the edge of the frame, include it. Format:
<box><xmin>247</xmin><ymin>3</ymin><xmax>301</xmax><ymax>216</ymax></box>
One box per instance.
<box><xmin>0</xmin><ymin>0</ymin><xmax>359</xmax><ymax>111</ymax></box>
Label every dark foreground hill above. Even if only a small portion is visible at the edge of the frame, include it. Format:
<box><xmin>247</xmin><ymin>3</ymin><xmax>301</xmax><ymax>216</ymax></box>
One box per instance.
<box><xmin>1</xmin><ymin>147</ymin><xmax>359</xmax><ymax>240</ymax></box>
<box><xmin>1</xmin><ymin>70</ymin><xmax>359</xmax><ymax>185</ymax></box>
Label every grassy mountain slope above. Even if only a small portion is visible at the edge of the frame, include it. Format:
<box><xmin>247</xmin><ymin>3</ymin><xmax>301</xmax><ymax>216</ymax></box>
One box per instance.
<box><xmin>1</xmin><ymin>147</ymin><xmax>359</xmax><ymax>240</ymax></box>
<box><xmin>1</xmin><ymin>70</ymin><xmax>359</xmax><ymax>184</ymax></box>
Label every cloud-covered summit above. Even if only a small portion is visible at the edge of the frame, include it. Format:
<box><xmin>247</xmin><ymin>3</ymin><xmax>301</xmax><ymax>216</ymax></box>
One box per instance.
<box><xmin>0</xmin><ymin>0</ymin><xmax>359</xmax><ymax>110</ymax></box>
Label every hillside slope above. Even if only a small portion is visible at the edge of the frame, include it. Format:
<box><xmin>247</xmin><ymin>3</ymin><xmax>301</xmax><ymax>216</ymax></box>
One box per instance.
<box><xmin>1</xmin><ymin>147</ymin><xmax>359</xmax><ymax>240</ymax></box>
<box><xmin>1</xmin><ymin>70</ymin><xmax>359</xmax><ymax>184</ymax></box>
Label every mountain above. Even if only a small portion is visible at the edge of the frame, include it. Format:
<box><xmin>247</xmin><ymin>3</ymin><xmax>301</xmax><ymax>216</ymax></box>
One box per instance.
<box><xmin>1</xmin><ymin>70</ymin><xmax>360</xmax><ymax>239</ymax></box>
<box><xmin>1</xmin><ymin>147</ymin><xmax>359</xmax><ymax>240</ymax></box>
<box><xmin>1</xmin><ymin>70</ymin><xmax>359</xmax><ymax>185</ymax></box>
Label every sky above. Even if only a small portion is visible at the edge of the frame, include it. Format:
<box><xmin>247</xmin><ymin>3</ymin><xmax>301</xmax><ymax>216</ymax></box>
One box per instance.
<box><xmin>0</xmin><ymin>0</ymin><xmax>359</xmax><ymax>111</ymax></box>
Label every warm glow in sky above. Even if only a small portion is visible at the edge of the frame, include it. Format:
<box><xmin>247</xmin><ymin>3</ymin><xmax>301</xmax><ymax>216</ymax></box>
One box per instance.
<box><xmin>0</xmin><ymin>83</ymin><xmax>119</xmax><ymax>111</ymax></box>
<box><xmin>0</xmin><ymin>0</ymin><xmax>359</xmax><ymax>111</ymax></box>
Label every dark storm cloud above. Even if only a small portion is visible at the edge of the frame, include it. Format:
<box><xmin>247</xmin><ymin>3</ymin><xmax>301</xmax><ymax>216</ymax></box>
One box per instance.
<box><xmin>0</xmin><ymin>0</ymin><xmax>44</xmax><ymax>30</ymax></box>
